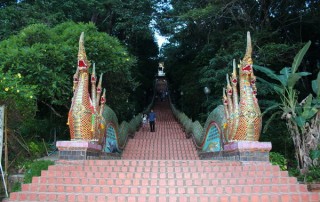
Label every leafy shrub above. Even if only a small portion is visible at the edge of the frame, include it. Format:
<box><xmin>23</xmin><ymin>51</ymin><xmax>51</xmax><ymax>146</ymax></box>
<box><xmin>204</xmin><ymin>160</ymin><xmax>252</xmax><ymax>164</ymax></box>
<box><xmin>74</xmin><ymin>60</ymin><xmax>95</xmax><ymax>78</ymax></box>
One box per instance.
<box><xmin>305</xmin><ymin>166</ymin><xmax>320</xmax><ymax>183</ymax></box>
<box><xmin>23</xmin><ymin>160</ymin><xmax>54</xmax><ymax>184</ymax></box>
<box><xmin>27</xmin><ymin>141</ymin><xmax>47</xmax><ymax>158</ymax></box>
<box><xmin>288</xmin><ymin>168</ymin><xmax>304</xmax><ymax>182</ymax></box>
<box><xmin>270</xmin><ymin>152</ymin><xmax>287</xmax><ymax>171</ymax></box>
<box><xmin>11</xmin><ymin>182</ymin><xmax>22</xmax><ymax>192</ymax></box>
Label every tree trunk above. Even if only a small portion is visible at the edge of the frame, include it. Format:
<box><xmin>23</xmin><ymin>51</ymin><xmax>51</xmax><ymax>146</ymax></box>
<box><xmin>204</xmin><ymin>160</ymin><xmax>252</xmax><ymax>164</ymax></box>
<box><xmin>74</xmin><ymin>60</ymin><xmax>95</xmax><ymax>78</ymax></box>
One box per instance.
<box><xmin>288</xmin><ymin>111</ymin><xmax>320</xmax><ymax>174</ymax></box>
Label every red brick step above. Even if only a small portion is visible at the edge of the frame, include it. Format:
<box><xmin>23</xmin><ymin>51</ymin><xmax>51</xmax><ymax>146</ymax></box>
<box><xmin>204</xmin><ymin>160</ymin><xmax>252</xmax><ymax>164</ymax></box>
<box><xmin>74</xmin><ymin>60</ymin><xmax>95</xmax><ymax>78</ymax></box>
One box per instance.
<box><xmin>8</xmin><ymin>192</ymin><xmax>320</xmax><ymax>202</ymax></box>
<box><xmin>31</xmin><ymin>176</ymin><xmax>298</xmax><ymax>186</ymax></box>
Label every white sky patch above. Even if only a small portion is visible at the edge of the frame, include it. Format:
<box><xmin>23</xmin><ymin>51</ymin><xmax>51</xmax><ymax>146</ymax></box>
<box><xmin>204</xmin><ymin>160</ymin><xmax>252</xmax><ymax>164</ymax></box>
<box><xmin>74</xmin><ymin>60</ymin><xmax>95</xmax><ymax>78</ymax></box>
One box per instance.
<box><xmin>155</xmin><ymin>31</ymin><xmax>168</xmax><ymax>48</ymax></box>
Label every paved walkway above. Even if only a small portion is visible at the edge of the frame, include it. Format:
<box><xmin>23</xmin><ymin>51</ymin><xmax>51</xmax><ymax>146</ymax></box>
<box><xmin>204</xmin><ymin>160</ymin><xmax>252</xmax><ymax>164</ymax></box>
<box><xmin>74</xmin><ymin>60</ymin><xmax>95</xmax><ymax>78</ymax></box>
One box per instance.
<box><xmin>122</xmin><ymin>100</ymin><xmax>199</xmax><ymax>160</ymax></box>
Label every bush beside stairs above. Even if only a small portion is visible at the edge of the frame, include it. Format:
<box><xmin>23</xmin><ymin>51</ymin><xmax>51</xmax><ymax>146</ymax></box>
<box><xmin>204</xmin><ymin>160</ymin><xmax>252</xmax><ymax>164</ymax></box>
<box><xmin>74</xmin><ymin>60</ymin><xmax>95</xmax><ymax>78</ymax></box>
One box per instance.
<box><xmin>4</xmin><ymin>100</ymin><xmax>320</xmax><ymax>201</ymax></box>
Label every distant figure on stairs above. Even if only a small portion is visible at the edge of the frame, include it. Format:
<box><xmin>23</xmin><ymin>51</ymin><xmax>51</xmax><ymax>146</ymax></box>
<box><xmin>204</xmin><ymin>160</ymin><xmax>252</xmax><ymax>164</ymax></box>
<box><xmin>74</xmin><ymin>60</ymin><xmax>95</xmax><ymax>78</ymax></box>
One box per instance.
<box><xmin>160</xmin><ymin>91</ymin><xmax>165</xmax><ymax>102</ymax></box>
<box><xmin>142</xmin><ymin>113</ymin><xmax>148</xmax><ymax>131</ymax></box>
<box><xmin>148</xmin><ymin>109</ymin><xmax>156</xmax><ymax>132</ymax></box>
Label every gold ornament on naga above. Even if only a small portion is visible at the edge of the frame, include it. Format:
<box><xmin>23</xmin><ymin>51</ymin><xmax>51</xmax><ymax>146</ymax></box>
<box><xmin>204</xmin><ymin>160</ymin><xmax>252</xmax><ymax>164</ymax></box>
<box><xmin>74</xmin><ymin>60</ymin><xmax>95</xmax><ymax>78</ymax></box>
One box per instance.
<box><xmin>68</xmin><ymin>32</ymin><xmax>106</xmax><ymax>141</ymax></box>
<box><xmin>223</xmin><ymin>32</ymin><xmax>262</xmax><ymax>141</ymax></box>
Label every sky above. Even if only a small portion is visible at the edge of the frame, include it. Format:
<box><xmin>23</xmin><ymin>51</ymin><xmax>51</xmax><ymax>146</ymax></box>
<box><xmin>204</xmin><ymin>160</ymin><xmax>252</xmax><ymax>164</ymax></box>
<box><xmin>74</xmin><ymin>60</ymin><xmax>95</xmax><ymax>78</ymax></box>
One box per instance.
<box><xmin>154</xmin><ymin>31</ymin><xmax>168</xmax><ymax>49</ymax></box>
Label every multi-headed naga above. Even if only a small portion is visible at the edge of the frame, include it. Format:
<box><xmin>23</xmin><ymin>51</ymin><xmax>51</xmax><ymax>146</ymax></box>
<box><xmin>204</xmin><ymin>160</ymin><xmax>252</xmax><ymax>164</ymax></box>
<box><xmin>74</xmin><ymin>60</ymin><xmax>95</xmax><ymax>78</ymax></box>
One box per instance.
<box><xmin>67</xmin><ymin>32</ymin><xmax>106</xmax><ymax>142</ymax></box>
<box><xmin>172</xmin><ymin>32</ymin><xmax>263</xmax><ymax>153</ymax></box>
<box><xmin>223</xmin><ymin>32</ymin><xmax>262</xmax><ymax>141</ymax></box>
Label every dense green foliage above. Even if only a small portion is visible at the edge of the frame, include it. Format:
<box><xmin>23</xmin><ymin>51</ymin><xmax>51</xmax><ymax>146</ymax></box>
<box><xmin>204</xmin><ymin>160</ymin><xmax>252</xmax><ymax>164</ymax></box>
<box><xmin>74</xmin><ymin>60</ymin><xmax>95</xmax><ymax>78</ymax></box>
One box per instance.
<box><xmin>156</xmin><ymin>0</ymin><xmax>320</xmax><ymax>113</ymax></box>
<box><xmin>154</xmin><ymin>0</ymin><xmax>320</xmax><ymax>159</ymax></box>
<box><xmin>0</xmin><ymin>22</ymin><xmax>137</xmax><ymax>133</ymax></box>
<box><xmin>255</xmin><ymin>42</ymin><xmax>320</xmax><ymax>172</ymax></box>
<box><xmin>0</xmin><ymin>0</ymin><xmax>159</xmax><ymax>121</ymax></box>
<box><xmin>270</xmin><ymin>152</ymin><xmax>288</xmax><ymax>171</ymax></box>
<box><xmin>289</xmin><ymin>166</ymin><xmax>320</xmax><ymax>183</ymax></box>
<box><xmin>0</xmin><ymin>0</ymin><xmax>159</xmax><ymax>93</ymax></box>
<box><xmin>0</xmin><ymin>0</ymin><xmax>153</xmax><ymax>41</ymax></box>
<box><xmin>304</xmin><ymin>166</ymin><xmax>320</xmax><ymax>183</ymax></box>
<box><xmin>0</xmin><ymin>0</ymin><xmax>159</xmax><ymax>174</ymax></box>
<box><xmin>11</xmin><ymin>160</ymin><xmax>54</xmax><ymax>192</ymax></box>
<box><xmin>0</xmin><ymin>71</ymin><xmax>36</xmax><ymax>129</ymax></box>
<box><xmin>23</xmin><ymin>160</ymin><xmax>54</xmax><ymax>184</ymax></box>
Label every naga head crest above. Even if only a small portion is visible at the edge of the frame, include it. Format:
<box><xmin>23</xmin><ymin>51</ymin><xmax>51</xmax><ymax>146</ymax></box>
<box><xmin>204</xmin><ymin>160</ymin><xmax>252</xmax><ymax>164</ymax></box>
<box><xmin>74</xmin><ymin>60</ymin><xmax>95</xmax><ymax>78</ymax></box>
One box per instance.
<box><xmin>223</xmin><ymin>88</ymin><xmax>228</xmax><ymax>105</ymax></box>
<box><xmin>91</xmin><ymin>63</ymin><xmax>96</xmax><ymax>82</ymax></box>
<box><xmin>226</xmin><ymin>74</ymin><xmax>232</xmax><ymax>95</ymax></box>
<box><xmin>240</xmin><ymin>32</ymin><xmax>253</xmax><ymax>75</ymax></box>
<box><xmin>97</xmin><ymin>73</ymin><xmax>103</xmax><ymax>93</ymax></box>
<box><xmin>231</xmin><ymin>59</ymin><xmax>238</xmax><ymax>85</ymax></box>
<box><xmin>78</xmin><ymin>32</ymin><xmax>91</xmax><ymax>71</ymax></box>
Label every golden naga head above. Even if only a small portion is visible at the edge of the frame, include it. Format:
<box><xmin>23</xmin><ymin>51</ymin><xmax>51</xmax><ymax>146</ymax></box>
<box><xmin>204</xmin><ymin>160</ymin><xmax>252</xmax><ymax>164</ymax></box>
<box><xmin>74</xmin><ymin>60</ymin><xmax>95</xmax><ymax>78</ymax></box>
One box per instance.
<box><xmin>78</xmin><ymin>32</ymin><xmax>91</xmax><ymax>71</ymax></box>
<box><xmin>239</xmin><ymin>32</ymin><xmax>253</xmax><ymax>75</ymax></box>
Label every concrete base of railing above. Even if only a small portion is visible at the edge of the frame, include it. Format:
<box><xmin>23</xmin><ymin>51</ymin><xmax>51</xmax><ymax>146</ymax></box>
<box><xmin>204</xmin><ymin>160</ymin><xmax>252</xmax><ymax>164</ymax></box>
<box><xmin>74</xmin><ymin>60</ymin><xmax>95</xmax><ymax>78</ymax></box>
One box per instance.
<box><xmin>199</xmin><ymin>141</ymin><xmax>272</xmax><ymax>162</ymax></box>
<box><xmin>56</xmin><ymin>141</ymin><xmax>102</xmax><ymax>160</ymax></box>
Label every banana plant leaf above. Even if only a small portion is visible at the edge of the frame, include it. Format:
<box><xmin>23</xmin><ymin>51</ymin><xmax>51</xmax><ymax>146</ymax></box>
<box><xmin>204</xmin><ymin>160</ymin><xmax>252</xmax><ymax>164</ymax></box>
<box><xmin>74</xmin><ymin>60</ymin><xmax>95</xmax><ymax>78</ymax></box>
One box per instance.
<box><xmin>312</xmin><ymin>72</ymin><xmax>320</xmax><ymax>98</ymax></box>
<box><xmin>288</xmin><ymin>72</ymin><xmax>311</xmax><ymax>88</ymax></box>
<box><xmin>263</xmin><ymin>111</ymin><xmax>282</xmax><ymax>133</ymax></box>
<box><xmin>257</xmin><ymin>77</ymin><xmax>283</xmax><ymax>94</ymax></box>
<box><xmin>261</xmin><ymin>103</ymin><xmax>281</xmax><ymax>116</ymax></box>
<box><xmin>291</xmin><ymin>41</ymin><xmax>311</xmax><ymax>73</ymax></box>
<box><xmin>299</xmin><ymin>94</ymin><xmax>318</xmax><ymax>119</ymax></box>
<box><xmin>310</xmin><ymin>150</ymin><xmax>320</xmax><ymax>160</ymax></box>
<box><xmin>253</xmin><ymin>65</ymin><xmax>283</xmax><ymax>85</ymax></box>
<box><xmin>294</xmin><ymin>116</ymin><xmax>306</xmax><ymax>127</ymax></box>
<box><xmin>301</xmin><ymin>107</ymin><xmax>318</xmax><ymax>120</ymax></box>
<box><xmin>279</xmin><ymin>67</ymin><xmax>291</xmax><ymax>85</ymax></box>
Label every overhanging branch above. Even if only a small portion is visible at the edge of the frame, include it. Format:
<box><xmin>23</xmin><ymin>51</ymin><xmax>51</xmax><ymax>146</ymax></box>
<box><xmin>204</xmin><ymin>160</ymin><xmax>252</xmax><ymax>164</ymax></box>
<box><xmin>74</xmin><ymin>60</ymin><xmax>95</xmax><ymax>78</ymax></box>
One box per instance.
<box><xmin>41</xmin><ymin>101</ymin><xmax>63</xmax><ymax>117</ymax></box>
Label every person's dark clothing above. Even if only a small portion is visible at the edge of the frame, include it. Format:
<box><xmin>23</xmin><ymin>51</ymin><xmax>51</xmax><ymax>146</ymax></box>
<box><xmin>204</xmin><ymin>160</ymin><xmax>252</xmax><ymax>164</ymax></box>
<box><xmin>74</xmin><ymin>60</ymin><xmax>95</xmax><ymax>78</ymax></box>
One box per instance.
<box><xmin>149</xmin><ymin>121</ymin><xmax>155</xmax><ymax>132</ymax></box>
<box><xmin>148</xmin><ymin>111</ymin><xmax>156</xmax><ymax>132</ymax></box>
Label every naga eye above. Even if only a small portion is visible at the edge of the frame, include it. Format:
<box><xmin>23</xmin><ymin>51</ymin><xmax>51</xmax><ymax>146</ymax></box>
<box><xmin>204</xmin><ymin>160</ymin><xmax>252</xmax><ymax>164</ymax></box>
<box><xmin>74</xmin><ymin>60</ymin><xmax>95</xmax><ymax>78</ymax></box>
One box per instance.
<box><xmin>101</xmin><ymin>97</ymin><xmax>106</xmax><ymax>103</ymax></box>
<box><xmin>242</xmin><ymin>65</ymin><xmax>252</xmax><ymax>72</ymax></box>
<box><xmin>78</xmin><ymin>60</ymin><xmax>86</xmax><ymax>67</ymax></box>
<box><xmin>228</xmin><ymin>89</ymin><xmax>232</xmax><ymax>94</ymax></box>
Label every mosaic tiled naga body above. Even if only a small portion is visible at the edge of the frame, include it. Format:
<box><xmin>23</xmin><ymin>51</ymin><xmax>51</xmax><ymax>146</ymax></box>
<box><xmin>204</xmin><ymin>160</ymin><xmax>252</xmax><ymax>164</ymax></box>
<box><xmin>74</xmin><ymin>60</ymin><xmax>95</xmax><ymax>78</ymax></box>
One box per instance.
<box><xmin>67</xmin><ymin>32</ymin><xmax>106</xmax><ymax>142</ymax></box>
<box><xmin>223</xmin><ymin>32</ymin><xmax>262</xmax><ymax>142</ymax></box>
<box><xmin>171</xmin><ymin>32</ymin><xmax>263</xmax><ymax>153</ymax></box>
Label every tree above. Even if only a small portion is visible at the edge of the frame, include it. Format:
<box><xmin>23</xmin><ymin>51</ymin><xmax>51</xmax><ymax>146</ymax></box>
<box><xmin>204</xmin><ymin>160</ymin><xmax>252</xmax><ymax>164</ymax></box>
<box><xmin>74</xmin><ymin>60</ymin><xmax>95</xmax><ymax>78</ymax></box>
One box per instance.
<box><xmin>0</xmin><ymin>22</ymin><xmax>138</xmax><ymax>137</ymax></box>
<box><xmin>155</xmin><ymin>0</ymin><xmax>320</xmax><ymax>122</ymax></box>
<box><xmin>255</xmin><ymin>41</ymin><xmax>320</xmax><ymax>173</ymax></box>
<box><xmin>0</xmin><ymin>0</ymin><xmax>159</xmax><ymax>115</ymax></box>
<box><xmin>0</xmin><ymin>0</ymin><xmax>105</xmax><ymax>40</ymax></box>
<box><xmin>0</xmin><ymin>70</ymin><xmax>37</xmax><ymax>129</ymax></box>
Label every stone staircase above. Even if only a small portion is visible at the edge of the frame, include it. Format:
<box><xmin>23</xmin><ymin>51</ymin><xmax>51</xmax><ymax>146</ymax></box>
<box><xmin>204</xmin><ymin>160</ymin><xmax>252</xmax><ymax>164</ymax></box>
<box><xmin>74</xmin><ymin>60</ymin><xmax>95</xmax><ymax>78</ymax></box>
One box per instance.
<box><xmin>5</xmin><ymin>100</ymin><xmax>320</xmax><ymax>201</ymax></box>
<box><xmin>122</xmin><ymin>100</ymin><xmax>198</xmax><ymax>160</ymax></box>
